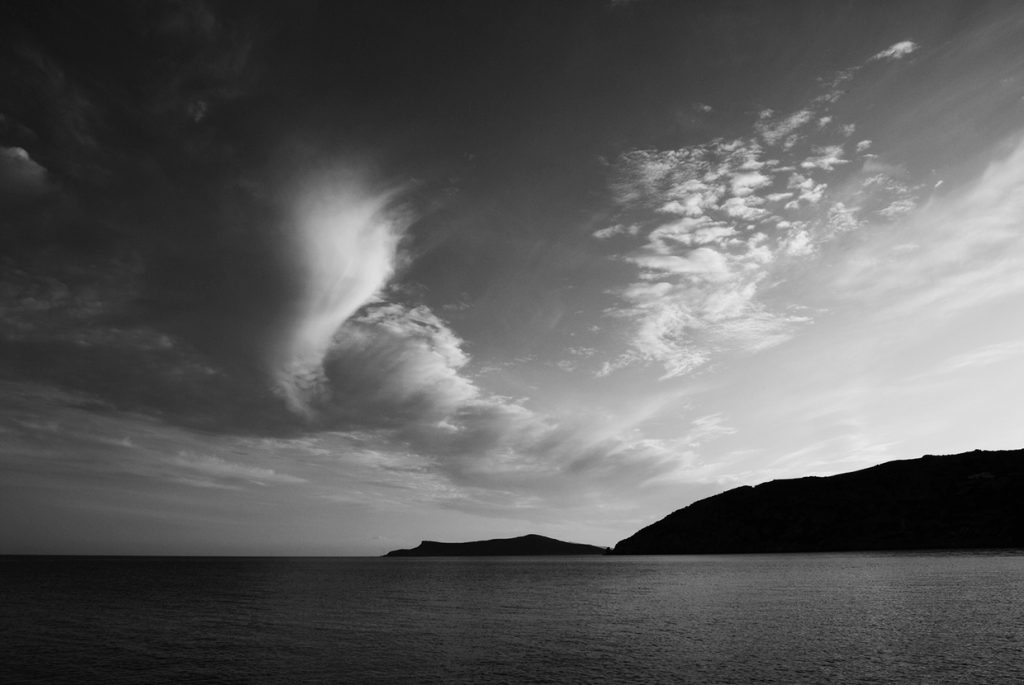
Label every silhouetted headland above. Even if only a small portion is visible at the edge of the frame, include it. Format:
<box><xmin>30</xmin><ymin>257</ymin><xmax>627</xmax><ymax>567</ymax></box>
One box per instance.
<box><xmin>385</xmin><ymin>534</ymin><xmax>607</xmax><ymax>556</ymax></box>
<box><xmin>612</xmin><ymin>449</ymin><xmax>1024</xmax><ymax>554</ymax></box>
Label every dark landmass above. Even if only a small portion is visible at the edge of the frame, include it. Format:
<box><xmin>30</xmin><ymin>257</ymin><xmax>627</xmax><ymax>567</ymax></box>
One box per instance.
<box><xmin>385</xmin><ymin>534</ymin><xmax>607</xmax><ymax>557</ymax></box>
<box><xmin>612</xmin><ymin>449</ymin><xmax>1024</xmax><ymax>554</ymax></box>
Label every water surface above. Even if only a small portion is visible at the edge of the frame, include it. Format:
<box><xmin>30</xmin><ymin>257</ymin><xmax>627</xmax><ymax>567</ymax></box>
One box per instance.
<box><xmin>3</xmin><ymin>552</ymin><xmax>1023</xmax><ymax>683</ymax></box>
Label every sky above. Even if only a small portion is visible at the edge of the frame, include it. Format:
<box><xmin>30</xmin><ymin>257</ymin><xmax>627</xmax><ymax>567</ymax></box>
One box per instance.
<box><xmin>2</xmin><ymin>0</ymin><xmax>1024</xmax><ymax>555</ymax></box>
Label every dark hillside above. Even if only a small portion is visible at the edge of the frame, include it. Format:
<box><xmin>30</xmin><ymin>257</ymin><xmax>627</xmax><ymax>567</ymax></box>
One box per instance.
<box><xmin>386</xmin><ymin>534</ymin><xmax>606</xmax><ymax>556</ymax></box>
<box><xmin>612</xmin><ymin>450</ymin><xmax>1024</xmax><ymax>554</ymax></box>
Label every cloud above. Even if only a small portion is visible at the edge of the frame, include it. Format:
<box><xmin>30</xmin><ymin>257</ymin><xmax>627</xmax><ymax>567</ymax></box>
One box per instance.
<box><xmin>878</xmin><ymin>198</ymin><xmax>917</xmax><ymax>219</ymax></box>
<box><xmin>0</xmin><ymin>146</ymin><xmax>49</xmax><ymax>199</ymax></box>
<box><xmin>690</xmin><ymin>225</ymin><xmax>737</xmax><ymax>245</ymax></box>
<box><xmin>800</xmin><ymin>145</ymin><xmax>847</xmax><ymax>171</ymax></box>
<box><xmin>271</xmin><ymin>179</ymin><xmax>408</xmax><ymax>416</ymax></box>
<box><xmin>318</xmin><ymin>303</ymin><xmax>479</xmax><ymax>424</ymax></box>
<box><xmin>730</xmin><ymin>171</ymin><xmax>771</xmax><ymax>197</ymax></box>
<box><xmin>824</xmin><ymin>202</ymin><xmax>860</xmax><ymax>235</ymax></box>
<box><xmin>605</xmin><ymin>216</ymin><xmax>778</xmax><ymax>380</ymax></box>
<box><xmin>0</xmin><ymin>158</ymin><xmax>433</xmax><ymax>437</ymax></box>
<box><xmin>925</xmin><ymin>342</ymin><xmax>1024</xmax><ymax>378</ymax></box>
<box><xmin>629</xmin><ymin>246</ymin><xmax>732</xmax><ymax>279</ymax></box>
<box><xmin>782</xmin><ymin>229</ymin><xmax>814</xmax><ymax>257</ymax></box>
<box><xmin>646</xmin><ymin>219</ymin><xmax>735</xmax><ymax>247</ymax></box>
<box><xmin>814</xmin><ymin>67</ymin><xmax>859</xmax><ymax>106</ymax></box>
<box><xmin>607</xmin><ymin>231</ymin><xmax>799</xmax><ymax>379</ymax></box>
<box><xmin>755</xmin><ymin>109</ymin><xmax>814</xmax><ymax>147</ymax></box>
<box><xmin>592</xmin><ymin>223</ymin><xmax>639</xmax><ymax>239</ymax></box>
<box><xmin>0</xmin><ymin>2</ymin><xmax>293</xmax><ymax>436</ymax></box>
<box><xmin>833</xmin><ymin>134</ymin><xmax>1024</xmax><ymax>320</ymax></box>
<box><xmin>169</xmin><ymin>452</ymin><xmax>306</xmax><ymax>487</ymax></box>
<box><xmin>787</xmin><ymin>173</ymin><xmax>827</xmax><ymax>204</ymax></box>
<box><xmin>5</xmin><ymin>366</ymin><xmax>711</xmax><ymax>524</ymax></box>
<box><xmin>721</xmin><ymin>196</ymin><xmax>767</xmax><ymax>220</ymax></box>
<box><xmin>871</xmin><ymin>40</ymin><xmax>919</xmax><ymax>62</ymax></box>
<box><xmin>391</xmin><ymin>388</ymin><xmax>734</xmax><ymax>506</ymax></box>
<box><xmin>597</xmin><ymin>41</ymin><xmax>941</xmax><ymax>379</ymax></box>
<box><xmin>611</xmin><ymin>148</ymin><xmax>712</xmax><ymax>207</ymax></box>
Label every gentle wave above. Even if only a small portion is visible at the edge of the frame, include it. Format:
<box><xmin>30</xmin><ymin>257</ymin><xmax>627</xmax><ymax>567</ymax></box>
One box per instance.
<box><xmin>2</xmin><ymin>552</ymin><xmax>1023</xmax><ymax>684</ymax></box>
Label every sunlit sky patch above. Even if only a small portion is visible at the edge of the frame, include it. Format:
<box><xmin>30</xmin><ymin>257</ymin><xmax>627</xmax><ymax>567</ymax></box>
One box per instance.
<box><xmin>2</xmin><ymin>1</ymin><xmax>1024</xmax><ymax>554</ymax></box>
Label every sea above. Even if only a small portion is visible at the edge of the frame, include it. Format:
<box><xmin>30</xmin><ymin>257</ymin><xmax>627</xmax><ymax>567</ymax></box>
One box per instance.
<box><xmin>2</xmin><ymin>552</ymin><xmax>1023</xmax><ymax>684</ymax></box>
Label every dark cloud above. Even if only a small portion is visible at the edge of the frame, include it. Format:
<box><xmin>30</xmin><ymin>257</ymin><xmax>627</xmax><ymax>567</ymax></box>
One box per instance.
<box><xmin>0</xmin><ymin>2</ymin><xmax>299</xmax><ymax>431</ymax></box>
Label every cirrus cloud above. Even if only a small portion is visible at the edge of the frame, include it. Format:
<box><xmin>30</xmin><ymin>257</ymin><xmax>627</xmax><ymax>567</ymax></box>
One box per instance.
<box><xmin>598</xmin><ymin>41</ymin><xmax>930</xmax><ymax>379</ymax></box>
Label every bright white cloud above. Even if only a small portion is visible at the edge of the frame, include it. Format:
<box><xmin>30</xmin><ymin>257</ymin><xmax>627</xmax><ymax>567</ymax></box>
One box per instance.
<box><xmin>800</xmin><ymin>145</ymin><xmax>847</xmax><ymax>171</ymax></box>
<box><xmin>273</xmin><ymin>179</ymin><xmax>406</xmax><ymax>415</ymax></box>
<box><xmin>788</xmin><ymin>173</ymin><xmax>827</xmax><ymax>204</ymax></box>
<box><xmin>871</xmin><ymin>40</ymin><xmax>919</xmax><ymax>61</ymax></box>
<box><xmin>782</xmin><ymin>229</ymin><xmax>814</xmax><ymax>257</ymax></box>
<box><xmin>730</xmin><ymin>170</ymin><xmax>771</xmax><ymax>196</ymax></box>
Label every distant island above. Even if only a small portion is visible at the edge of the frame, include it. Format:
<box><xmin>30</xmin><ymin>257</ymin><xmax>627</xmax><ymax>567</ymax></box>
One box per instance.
<box><xmin>612</xmin><ymin>449</ymin><xmax>1024</xmax><ymax>554</ymax></box>
<box><xmin>384</xmin><ymin>534</ymin><xmax>607</xmax><ymax>556</ymax></box>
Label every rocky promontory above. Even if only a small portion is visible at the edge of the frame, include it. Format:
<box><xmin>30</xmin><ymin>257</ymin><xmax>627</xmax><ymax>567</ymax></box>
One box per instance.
<box><xmin>612</xmin><ymin>449</ymin><xmax>1024</xmax><ymax>554</ymax></box>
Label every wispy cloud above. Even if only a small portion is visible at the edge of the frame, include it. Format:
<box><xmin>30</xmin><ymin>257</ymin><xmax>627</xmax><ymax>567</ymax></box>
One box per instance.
<box><xmin>833</xmin><ymin>134</ymin><xmax>1024</xmax><ymax>320</ymax></box>
<box><xmin>755</xmin><ymin>109</ymin><xmax>814</xmax><ymax>147</ymax></box>
<box><xmin>599</xmin><ymin>57</ymin><xmax>915</xmax><ymax>378</ymax></box>
<box><xmin>592</xmin><ymin>223</ymin><xmax>639</xmax><ymax>239</ymax></box>
<box><xmin>925</xmin><ymin>342</ymin><xmax>1024</xmax><ymax>378</ymax></box>
<box><xmin>169</xmin><ymin>452</ymin><xmax>306</xmax><ymax>488</ymax></box>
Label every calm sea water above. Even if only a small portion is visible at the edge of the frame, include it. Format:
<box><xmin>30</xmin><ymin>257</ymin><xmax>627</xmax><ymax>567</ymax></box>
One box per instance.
<box><xmin>2</xmin><ymin>552</ymin><xmax>1023</xmax><ymax>684</ymax></box>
